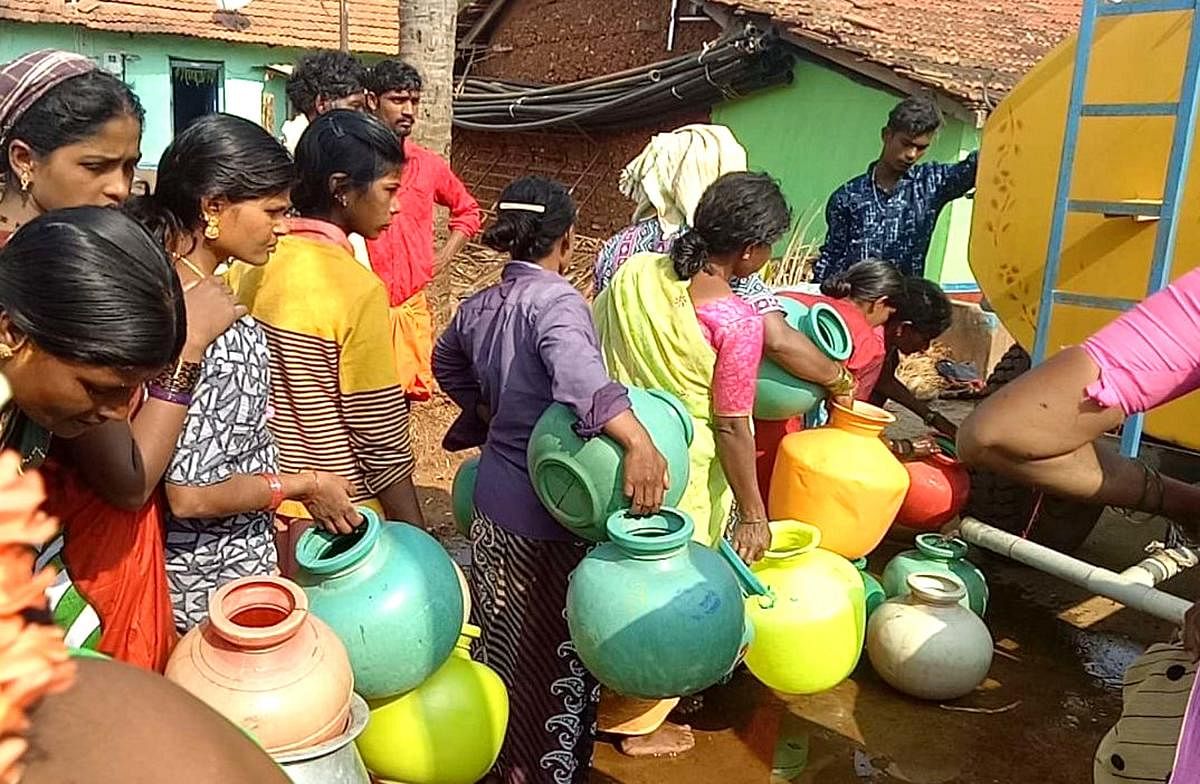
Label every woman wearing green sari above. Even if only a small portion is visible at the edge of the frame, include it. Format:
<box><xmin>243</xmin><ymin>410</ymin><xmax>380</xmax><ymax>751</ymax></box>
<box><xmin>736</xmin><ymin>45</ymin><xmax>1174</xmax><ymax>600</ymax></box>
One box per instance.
<box><xmin>594</xmin><ymin>173</ymin><xmax>790</xmax><ymax>757</ymax></box>
<box><xmin>596</xmin><ymin>172</ymin><xmax>789</xmax><ymax>558</ymax></box>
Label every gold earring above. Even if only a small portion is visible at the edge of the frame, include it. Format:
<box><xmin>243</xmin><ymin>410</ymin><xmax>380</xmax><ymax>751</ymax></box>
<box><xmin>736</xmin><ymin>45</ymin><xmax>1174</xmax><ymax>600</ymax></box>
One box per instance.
<box><xmin>18</xmin><ymin>171</ymin><xmax>30</xmax><ymax>192</ymax></box>
<box><xmin>0</xmin><ymin>344</ymin><xmax>14</xmax><ymax>361</ymax></box>
<box><xmin>204</xmin><ymin>214</ymin><xmax>221</xmax><ymax>241</ymax></box>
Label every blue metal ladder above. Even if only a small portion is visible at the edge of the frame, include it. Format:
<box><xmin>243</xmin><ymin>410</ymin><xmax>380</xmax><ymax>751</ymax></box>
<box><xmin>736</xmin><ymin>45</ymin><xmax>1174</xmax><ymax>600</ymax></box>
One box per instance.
<box><xmin>1033</xmin><ymin>0</ymin><xmax>1200</xmax><ymax>457</ymax></box>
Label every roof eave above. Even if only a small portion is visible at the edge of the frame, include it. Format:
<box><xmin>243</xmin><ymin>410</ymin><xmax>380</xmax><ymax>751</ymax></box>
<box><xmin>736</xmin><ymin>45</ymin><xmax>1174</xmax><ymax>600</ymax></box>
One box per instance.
<box><xmin>700</xmin><ymin>1</ymin><xmax>992</xmax><ymax>126</ymax></box>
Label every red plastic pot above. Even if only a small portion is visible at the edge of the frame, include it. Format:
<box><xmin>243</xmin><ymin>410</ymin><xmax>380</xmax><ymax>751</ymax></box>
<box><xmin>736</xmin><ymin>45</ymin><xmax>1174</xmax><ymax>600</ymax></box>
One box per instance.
<box><xmin>895</xmin><ymin>438</ymin><xmax>970</xmax><ymax>531</ymax></box>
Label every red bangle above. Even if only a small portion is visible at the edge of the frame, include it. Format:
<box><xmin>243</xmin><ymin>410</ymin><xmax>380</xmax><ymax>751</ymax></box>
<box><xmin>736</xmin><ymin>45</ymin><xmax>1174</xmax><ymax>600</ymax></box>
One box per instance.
<box><xmin>259</xmin><ymin>473</ymin><xmax>285</xmax><ymax>511</ymax></box>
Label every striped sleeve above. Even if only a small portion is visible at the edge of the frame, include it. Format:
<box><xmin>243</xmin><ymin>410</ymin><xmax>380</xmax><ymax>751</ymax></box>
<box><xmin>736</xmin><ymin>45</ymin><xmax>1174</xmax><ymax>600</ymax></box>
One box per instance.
<box><xmin>340</xmin><ymin>286</ymin><xmax>415</xmax><ymax>494</ymax></box>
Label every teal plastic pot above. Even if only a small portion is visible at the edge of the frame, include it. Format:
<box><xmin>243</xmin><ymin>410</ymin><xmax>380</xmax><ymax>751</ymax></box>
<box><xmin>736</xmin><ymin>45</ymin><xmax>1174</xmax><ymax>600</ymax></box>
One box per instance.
<box><xmin>528</xmin><ymin>387</ymin><xmax>693</xmax><ymax>541</ymax></box>
<box><xmin>852</xmin><ymin>557</ymin><xmax>887</xmax><ymax>618</ymax></box>
<box><xmin>566</xmin><ymin>508</ymin><xmax>770</xmax><ymax>699</ymax></box>
<box><xmin>451</xmin><ymin>456</ymin><xmax>480</xmax><ymax>538</ymax></box>
<box><xmin>294</xmin><ymin>508</ymin><xmax>465</xmax><ymax>700</ymax></box>
<box><xmin>880</xmin><ymin>534</ymin><xmax>988</xmax><ymax>617</ymax></box>
<box><xmin>755</xmin><ymin>298</ymin><xmax>853</xmax><ymax>421</ymax></box>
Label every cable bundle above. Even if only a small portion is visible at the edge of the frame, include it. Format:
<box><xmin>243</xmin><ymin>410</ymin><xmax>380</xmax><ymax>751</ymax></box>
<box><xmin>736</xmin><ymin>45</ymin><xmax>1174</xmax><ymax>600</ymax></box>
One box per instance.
<box><xmin>453</xmin><ymin>26</ymin><xmax>794</xmax><ymax>132</ymax></box>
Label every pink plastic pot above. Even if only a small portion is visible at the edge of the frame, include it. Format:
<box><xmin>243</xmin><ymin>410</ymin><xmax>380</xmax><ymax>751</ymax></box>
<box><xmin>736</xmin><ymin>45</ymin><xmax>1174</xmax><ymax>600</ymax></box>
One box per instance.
<box><xmin>165</xmin><ymin>576</ymin><xmax>354</xmax><ymax>754</ymax></box>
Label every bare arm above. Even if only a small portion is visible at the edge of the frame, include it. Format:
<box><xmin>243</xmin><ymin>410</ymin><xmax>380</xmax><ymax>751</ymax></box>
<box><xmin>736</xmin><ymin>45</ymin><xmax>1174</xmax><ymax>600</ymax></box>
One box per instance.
<box><xmin>874</xmin><ymin>365</ymin><xmax>957</xmax><ymax>437</ymax></box>
<box><xmin>166</xmin><ymin>471</ymin><xmax>361</xmax><ymax>534</ymax></box>
<box><xmin>714</xmin><ymin>415</ymin><xmax>770</xmax><ymax>563</ymax></box>
<box><xmin>958</xmin><ymin>347</ymin><xmax>1200</xmax><ymax>534</ymax></box>
<box><xmin>602</xmin><ymin>409</ymin><xmax>668</xmax><ymax>516</ymax></box>
<box><xmin>433</xmin><ymin>231</ymin><xmax>470</xmax><ymax>277</ymax></box>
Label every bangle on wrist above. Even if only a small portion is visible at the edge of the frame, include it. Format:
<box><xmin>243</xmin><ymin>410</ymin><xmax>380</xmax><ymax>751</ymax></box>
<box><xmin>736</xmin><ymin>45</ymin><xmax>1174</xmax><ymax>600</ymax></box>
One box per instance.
<box><xmin>825</xmin><ymin>365</ymin><xmax>856</xmax><ymax>398</ymax></box>
<box><xmin>152</xmin><ymin>358</ymin><xmax>203</xmax><ymax>395</ymax></box>
<box><xmin>259</xmin><ymin>473</ymin><xmax>285</xmax><ymax>511</ymax></box>
<box><xmin>147</xmin><ymin>383</ymin><xmax>191</xmax><ymax>407</ymax></box>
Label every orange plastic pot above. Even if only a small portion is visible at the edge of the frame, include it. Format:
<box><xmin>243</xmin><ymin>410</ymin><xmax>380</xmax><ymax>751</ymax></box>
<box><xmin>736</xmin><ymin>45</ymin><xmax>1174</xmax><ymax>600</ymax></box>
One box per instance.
<box><xmin>165</xmin><ymin>576</ymin><xmax>354</xmax><ymax>754</ymax></box>
<box><xmin>895</xmin><ymin>437</ymin><xmax>970</xmax><ymax>531</ymax></box>
<box><xmin>768</xmin><ymin>402</ymin><xmax>909</xmax><ymax>559</ymax></box>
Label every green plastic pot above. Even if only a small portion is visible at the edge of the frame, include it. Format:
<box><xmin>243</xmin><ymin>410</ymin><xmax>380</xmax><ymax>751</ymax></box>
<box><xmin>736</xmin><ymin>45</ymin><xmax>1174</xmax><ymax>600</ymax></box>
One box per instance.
<box><xmin>294</xmin><ymin>508</ymin><xmax>465</xmax><ymax>700</ymax></box>
<box><xmin>527</xmin><ymin>387</ymin><xmax>693</xmax><ymax>541</ymax></box>
<box><xmin>451</xmin><ymin>456</ymin><xmax>479</xmax><ymax>538</ymax></box>
<box><xmin>755</xmin><ymin>297</ymin><xmax>853</xmax><ymax>421</ymax></box>
<box><xmin>566</xmin><ymin>508</ymin><xmax>769</xmax><ymax>699</ymax></box>
<box><xmin>852</xmin><ymin>557</ymin><xmax>887</xmax><ymax>618</ymax></box>
<box><xmin>880</xmin><ymin>534</ymin><xmax>988</xmax><ymax>616</ymax></box>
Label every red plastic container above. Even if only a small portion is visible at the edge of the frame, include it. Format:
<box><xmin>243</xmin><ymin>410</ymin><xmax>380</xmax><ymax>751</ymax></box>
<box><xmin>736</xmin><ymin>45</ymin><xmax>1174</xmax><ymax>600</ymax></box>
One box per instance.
<box><xmin>895</xmin><ymin>438</ymin><xmax>970</xmax><ymax>531</ymax></box>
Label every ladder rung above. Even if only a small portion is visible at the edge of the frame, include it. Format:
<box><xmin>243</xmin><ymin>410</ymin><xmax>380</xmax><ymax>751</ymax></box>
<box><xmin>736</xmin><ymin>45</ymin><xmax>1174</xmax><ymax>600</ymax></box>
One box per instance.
<box><xmin>1051</xmin><ymin>291</ymin><xmax>1140</xmax><ymax>311</ymax></box>
<box><xmin>1069</xmin><ymin>199</ymin><xmax>1163</xmax><ymax>218</ymax></box>
<box><xmin>1098</xmin><ymin>0</ymin><xmax>1196</xmax><ymax>16</ymax></box>
<box><xmin>1081</xmin><ymin>102</ymin><xmax>1180</xmax><ymax>117</ymax></box>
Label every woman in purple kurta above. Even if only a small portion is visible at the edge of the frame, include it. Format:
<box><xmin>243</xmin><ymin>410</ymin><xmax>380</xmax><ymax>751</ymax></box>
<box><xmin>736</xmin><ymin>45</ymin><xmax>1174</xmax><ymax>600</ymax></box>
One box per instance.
<box><xmin>433</xmin><ymin>176</ymin><xmax>667</xmax><ymax>784</ymax></box>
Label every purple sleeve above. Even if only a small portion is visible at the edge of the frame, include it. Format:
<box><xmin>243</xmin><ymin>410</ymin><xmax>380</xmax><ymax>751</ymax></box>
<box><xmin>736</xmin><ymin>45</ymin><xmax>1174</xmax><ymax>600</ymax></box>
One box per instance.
<box><xmin>432</xmin><ymin>314</ymin><xmax>488</xmax><ymax>450</ymax></box>
<box><xmin>536</xmin><ymin>289</ymin><xmax>631</xmax><ymax>437</ymax></box>
<box><xmin>1081</xmin><ymin>267</ymin><xmax>1200</xmax><ymax>414</ymax></box>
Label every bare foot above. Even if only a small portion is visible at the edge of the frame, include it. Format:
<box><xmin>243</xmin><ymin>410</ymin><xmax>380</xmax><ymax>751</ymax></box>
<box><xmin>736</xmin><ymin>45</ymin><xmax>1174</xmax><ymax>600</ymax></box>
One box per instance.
<box><xmin>617</xmin><ymin>722</ymin><xmax>696</xmax><ymax>757</ymax></box>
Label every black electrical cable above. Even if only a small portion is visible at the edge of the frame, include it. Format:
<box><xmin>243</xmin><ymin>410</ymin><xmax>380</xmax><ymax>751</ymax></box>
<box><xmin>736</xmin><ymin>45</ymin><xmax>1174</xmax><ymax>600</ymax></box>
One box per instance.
<box><xmin>452</xmin><ymin>27</ymin><xmax>792</xmax><ymax>132</ymax></box>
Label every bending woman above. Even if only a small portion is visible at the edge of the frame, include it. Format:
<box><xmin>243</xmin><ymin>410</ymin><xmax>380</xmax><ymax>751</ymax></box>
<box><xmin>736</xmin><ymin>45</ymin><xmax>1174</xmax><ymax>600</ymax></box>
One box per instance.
<box><xmin>128</xmin><ymin>113</ymin><xmax>359</xmax><ymax>631</ymax></box>
<box><xmin>230</xmin><ymin>110</ymin><xmax>424</xmax><ymax>574</ymax></box>
<box><xmin>434</xmin><ymin>176</ymin><xmax>667</xmax><ymax>784</ymax></box>
<box><xmin>0</xmin><ymin>50</ymin><xmax>239</xmax><ymax>667</ymax></box>
<box><xmin>0</xmin><ymin>207</ymin><xmax>185</xmax><ymax>483</ymax></box>
<box><xmin>597</xmin><ymin>171</ymin><xmax>789</xmax><ymax>560</ymax></box>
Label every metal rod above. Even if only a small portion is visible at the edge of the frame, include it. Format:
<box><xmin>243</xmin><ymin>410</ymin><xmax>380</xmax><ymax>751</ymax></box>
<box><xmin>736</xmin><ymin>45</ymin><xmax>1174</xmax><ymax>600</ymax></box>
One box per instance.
<box><xmin>1032</xmin><ymin>0</ymin><xmax>1103</xmax><ymax>365</ymax></box>
<box><xmin>958</xmin><ymin>518</ymin><xmax>1192</xmax><ymax>624</ymax></box>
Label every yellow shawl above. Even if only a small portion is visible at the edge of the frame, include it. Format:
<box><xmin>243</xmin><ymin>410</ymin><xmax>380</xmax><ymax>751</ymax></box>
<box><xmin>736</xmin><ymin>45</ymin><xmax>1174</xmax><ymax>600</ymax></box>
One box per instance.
<box><xmin>593</xmin><ymin>253</ymin><xmax>731</xmax><ymax>546</ymax></box>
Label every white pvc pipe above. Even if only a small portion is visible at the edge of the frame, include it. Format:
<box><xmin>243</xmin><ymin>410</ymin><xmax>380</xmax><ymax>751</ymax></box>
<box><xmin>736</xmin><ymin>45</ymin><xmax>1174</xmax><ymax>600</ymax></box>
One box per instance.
<box><xmin>1120</xmin><ymin>547</ymin><xmax>1200</xmax><ymax>587</ymax></box>
<box><xmin>958</xmin><ymin>518</ymin><xmax>1193</xmax><ymax>625</ymax></box>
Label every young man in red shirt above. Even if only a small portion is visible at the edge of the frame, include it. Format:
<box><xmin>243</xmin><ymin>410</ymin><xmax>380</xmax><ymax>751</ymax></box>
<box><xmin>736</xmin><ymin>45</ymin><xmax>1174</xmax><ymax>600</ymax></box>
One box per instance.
<box><xmin>365</xmin><ymin>59</ymin><xmax>483</xmax><ymax>401</ymax></box>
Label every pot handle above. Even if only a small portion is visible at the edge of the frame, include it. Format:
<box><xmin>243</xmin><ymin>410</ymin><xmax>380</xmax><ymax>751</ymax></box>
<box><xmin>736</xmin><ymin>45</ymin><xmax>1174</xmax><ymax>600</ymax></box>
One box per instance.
<box><xmin>718</xmin><ymin>539</ymin><xmax>776</xmax><ymax>609</ymax></box>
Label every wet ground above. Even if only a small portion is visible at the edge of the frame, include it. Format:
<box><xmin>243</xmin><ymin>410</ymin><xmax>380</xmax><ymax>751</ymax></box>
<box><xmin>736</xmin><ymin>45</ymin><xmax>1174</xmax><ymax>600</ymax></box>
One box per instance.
<box><xmin>414</xmin><ymin>400</ymin><xmax>1198</xmax><ymax>784</ymax></box>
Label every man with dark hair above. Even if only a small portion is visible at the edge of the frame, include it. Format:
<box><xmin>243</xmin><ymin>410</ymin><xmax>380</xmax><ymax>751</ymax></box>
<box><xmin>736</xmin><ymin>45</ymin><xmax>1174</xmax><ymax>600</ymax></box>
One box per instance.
<box><xmin>813</xmin><ymin>95</ymin><xmax>978</xmax><ymax>282</ymax></box>
<box><xmin>285</xmin><ymin>50</ymin><xmax>368</xmax><ymax>120</ymax></box>
<box><xmin>281</xmin><ymin>51</ymin><xmax>367</xmax><ymax>153</ymax></box>
<box><xmin>360</xmin><ymin>58</ymin><xmax>482</xmax><ymax>402</ymax></box>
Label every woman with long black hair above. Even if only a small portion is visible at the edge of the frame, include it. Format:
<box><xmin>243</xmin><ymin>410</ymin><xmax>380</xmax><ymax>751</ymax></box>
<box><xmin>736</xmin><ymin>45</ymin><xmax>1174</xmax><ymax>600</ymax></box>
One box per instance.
<box><xmin>230</xmin><ymin>109</ymin><xmax>424</xmax><ymax>574</ymax></box>
<box><xmin>128</xmin><ymin>113</ymin><xmax>360</xmax><ymax>631</ymax></box>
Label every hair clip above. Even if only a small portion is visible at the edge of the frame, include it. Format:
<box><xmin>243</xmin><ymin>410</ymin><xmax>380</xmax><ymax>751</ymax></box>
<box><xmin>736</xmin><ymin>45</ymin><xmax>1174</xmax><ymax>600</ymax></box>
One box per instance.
<box><xmin>498</xmin><ymin>201</ymin><xmax>546</xmax><ymax>214</ymax></box>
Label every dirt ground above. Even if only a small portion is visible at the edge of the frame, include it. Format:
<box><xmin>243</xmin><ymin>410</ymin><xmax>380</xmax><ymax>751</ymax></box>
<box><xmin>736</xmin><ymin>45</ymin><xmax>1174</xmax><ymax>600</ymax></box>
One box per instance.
<box><xmin>410</xmin><ymin>381</ymin><xmax>1194</xmax><ymax>783</ymax></box>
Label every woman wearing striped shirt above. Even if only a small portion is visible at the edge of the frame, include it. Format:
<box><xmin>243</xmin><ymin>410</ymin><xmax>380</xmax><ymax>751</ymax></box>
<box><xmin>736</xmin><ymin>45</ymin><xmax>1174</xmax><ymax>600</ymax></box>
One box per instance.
<box><xmin>230</xmin><ymin>110</ymin><xmax>424</xmax><ymax>573</ymax></box>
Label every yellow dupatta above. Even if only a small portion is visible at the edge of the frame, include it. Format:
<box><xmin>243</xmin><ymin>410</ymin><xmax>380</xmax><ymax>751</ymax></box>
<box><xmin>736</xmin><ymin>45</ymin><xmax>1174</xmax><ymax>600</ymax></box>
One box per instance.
<box><xmin>593</xmin><ymin>252</ymin><xmax>732</xmax><ymax>546</ymax></box>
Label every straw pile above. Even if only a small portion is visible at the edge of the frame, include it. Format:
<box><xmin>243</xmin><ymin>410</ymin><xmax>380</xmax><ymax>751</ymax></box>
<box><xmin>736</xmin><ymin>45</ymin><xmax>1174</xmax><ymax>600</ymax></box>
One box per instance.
<box><xmin>895</xmin><ymin>340</ymin><xmax>956</xmax><ymax>401</ymax></box>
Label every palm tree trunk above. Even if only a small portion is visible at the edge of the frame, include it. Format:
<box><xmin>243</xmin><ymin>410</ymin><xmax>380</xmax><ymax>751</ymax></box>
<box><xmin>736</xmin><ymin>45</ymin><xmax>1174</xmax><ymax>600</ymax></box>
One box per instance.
<box><xmin>399</xmin><ymin>0</ymin><xmax>457</xmax><ymax>158</ymax></box>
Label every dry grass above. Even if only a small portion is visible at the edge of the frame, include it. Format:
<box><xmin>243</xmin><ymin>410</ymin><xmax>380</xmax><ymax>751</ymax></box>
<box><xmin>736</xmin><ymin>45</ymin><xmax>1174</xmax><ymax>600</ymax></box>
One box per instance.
<box><xmin>895</xmin><ymin>340</ymin><xmax>956</xmax><ymax>401</ymax></box>
<box><xmin>762</xmin><ymin>209</ymin><xmax>822</xmax><ymax>288</ymax></box>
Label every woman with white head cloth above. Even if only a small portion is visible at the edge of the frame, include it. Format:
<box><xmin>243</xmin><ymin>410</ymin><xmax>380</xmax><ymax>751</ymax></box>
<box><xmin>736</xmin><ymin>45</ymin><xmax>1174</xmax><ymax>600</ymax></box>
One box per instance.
<box><xmin>595</xmin><ymin>124</ymin><xmax>856</xmax><ymax>408</ymax></box>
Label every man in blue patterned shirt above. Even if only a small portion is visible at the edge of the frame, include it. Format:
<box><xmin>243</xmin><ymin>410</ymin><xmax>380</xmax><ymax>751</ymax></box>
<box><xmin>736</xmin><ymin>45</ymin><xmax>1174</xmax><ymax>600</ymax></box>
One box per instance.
<box><xmin>813</xmin><ymin>96</ymin><xmax>978</xmax><ymax>282</ymax></box>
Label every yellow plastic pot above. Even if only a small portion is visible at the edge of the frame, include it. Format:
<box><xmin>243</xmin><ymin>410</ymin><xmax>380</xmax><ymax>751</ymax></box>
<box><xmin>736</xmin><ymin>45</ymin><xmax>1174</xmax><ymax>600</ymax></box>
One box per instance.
<box><xmin>769</xmin><ymin>401</ymin><xmax>910</xmax><ymax>559</ymax></box>
<box><xmin>744</xmin><ymin>521</ymin><xmax>866</xmax><ymax>695</ymax></box>
<box><xmin>356</xmin><ymin>624</ymin><xmax>509</xmax><ymax>784</ymax></box>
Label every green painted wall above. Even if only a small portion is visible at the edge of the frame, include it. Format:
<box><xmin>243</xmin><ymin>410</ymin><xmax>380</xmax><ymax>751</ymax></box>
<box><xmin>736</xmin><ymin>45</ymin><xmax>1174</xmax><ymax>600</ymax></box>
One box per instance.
<box><xmin>712</xmin><ymin>56</ymin><xmax>981</xmax><ymax>289</ymax></box>
<box><xmin>0</xmin><ymin>22</ymin><xmax>304</xmax><ymax>166</ymax></box>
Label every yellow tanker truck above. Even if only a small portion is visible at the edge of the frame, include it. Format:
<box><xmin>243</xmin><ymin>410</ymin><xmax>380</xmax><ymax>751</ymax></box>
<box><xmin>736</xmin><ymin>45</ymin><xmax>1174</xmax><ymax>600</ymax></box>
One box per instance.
<box><xmin>965</xmin><ymin>3</ymin><xmax>1200</xmax><ymax>551</ymax></box>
